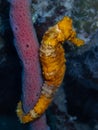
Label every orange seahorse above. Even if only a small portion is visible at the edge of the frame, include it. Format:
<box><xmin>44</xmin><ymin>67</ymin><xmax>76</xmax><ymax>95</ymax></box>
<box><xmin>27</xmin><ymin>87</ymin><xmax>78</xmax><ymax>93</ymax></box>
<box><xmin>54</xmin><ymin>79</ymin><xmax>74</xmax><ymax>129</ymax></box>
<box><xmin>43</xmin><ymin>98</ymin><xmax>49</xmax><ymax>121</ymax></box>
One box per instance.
<box><xmin>16</xmin><ymin>16</ymin><xmax>84</xmax><ymax>123</ymax></box>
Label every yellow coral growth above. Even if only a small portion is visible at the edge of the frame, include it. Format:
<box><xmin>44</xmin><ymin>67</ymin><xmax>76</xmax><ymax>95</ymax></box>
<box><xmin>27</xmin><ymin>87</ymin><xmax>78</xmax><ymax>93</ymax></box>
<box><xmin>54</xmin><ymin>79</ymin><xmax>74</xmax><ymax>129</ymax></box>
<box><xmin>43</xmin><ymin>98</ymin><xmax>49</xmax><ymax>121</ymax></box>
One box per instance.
<box><xmin>17</xmin><ymin>16</ymin><xmax>84</xmax><ymax>124</ymax></box>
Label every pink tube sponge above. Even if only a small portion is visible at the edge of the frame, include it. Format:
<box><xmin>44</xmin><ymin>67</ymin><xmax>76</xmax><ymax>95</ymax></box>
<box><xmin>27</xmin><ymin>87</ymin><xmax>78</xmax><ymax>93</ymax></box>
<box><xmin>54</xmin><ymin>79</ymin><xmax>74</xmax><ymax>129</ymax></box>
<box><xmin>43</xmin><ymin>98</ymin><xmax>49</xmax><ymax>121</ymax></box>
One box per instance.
<box><xmin>9</xmin><ymin>0</ymin><xmax>50</xmax><ymax>129</ymax></box>
<box><xmin>9</xmin><ymin>0</ymin><xmax>42</xmax><ymax>113</ymax></box>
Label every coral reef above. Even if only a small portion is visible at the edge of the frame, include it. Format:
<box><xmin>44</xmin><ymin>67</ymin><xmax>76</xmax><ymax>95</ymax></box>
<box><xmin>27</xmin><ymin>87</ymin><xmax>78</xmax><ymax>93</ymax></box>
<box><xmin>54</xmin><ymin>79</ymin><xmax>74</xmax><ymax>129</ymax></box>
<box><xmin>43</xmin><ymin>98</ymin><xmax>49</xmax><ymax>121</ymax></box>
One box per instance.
<box><xmin>65</xmin><ymin>30</ymin><xmax>98</xmax><ymax>129</ymax></box>
<box><xmin>0</xmin><ymin>0</ymin><xmax>98</xmax><ymax>130</ymax></box>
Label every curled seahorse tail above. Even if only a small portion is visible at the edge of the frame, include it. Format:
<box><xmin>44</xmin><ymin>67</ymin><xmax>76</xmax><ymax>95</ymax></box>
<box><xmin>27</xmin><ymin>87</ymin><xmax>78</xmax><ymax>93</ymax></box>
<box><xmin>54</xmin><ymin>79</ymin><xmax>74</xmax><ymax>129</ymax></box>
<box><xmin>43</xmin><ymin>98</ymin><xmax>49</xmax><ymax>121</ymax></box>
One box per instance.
<box><xmin>16</xmin><ymin>101</ymin><xmax>34</xmax><ymax>123</ymax></box>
